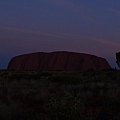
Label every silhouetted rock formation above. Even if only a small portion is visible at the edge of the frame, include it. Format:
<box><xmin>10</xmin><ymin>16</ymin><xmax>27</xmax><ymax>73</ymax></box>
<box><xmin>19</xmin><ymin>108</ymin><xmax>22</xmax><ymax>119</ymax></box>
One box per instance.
<box><xmin>7</xmin><ymin>51</ymin><xmax>111</xmax><ymax>71</ymax></box>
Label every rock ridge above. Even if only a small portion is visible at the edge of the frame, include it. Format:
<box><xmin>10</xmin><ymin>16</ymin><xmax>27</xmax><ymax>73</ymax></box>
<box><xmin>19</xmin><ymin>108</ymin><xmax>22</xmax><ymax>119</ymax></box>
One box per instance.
<box><xmin>7</xmin><ymin>51</ymin><xmax>111</xmax><ymax>71</ymax></box>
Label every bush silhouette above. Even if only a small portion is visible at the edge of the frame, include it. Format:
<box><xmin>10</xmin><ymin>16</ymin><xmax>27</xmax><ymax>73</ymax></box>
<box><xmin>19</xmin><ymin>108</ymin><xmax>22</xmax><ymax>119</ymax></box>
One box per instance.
<box><xmin>116</xmin><ymin>52</ymin><xmax>120</xmax><ymax>67</ymax></box>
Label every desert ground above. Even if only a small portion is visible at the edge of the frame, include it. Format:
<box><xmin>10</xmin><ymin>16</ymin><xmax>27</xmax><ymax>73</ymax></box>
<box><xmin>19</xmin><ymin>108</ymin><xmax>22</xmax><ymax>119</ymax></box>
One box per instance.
<box><xmin>0</xmin><ymin>69</ymin><xmax>120</xmax><ymax>120</ymax></box>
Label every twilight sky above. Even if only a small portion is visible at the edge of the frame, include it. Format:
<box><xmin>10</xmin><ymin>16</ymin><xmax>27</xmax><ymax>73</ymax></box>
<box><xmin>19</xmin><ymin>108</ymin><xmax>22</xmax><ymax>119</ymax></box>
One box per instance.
<box><xmin>0</xmin><ymin>0</ymin><xmax>120</xmax><ymax>69</ymax></box>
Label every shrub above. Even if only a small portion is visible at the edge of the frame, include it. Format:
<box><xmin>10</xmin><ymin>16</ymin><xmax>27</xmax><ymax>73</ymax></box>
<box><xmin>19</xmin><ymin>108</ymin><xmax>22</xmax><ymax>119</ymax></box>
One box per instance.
<box><xmin>48</xmin><ymin>74</ymin><xmax>82</xmax><ymax>85</ymax></box>
<box><xmin>42</xmin><ymin>92</ymin><xmax>85</xmax><ymax>120</ymax></box>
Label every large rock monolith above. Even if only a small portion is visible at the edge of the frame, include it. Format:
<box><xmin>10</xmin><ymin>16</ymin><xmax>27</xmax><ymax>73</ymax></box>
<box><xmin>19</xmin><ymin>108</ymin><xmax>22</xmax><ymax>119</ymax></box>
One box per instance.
<box><xmin>7</xmin><ymin>51</ymin><xmax>111</xmax><ymax>71</ymax></box>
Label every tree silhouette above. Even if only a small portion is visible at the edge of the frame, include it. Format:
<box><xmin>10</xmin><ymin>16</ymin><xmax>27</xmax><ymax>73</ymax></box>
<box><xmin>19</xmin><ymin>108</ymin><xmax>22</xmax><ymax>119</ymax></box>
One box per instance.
<box><xmin>116</xmin><ymin>52</ymin><xmax>120</xmax><ymax>67</ymax></box>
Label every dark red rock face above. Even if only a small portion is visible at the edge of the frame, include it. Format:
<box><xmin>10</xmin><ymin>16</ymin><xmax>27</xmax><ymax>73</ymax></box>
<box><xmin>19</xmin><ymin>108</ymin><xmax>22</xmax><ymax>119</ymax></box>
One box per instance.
<box><xmin>7</xmin><ymin>51</ymin><xmax>111</xmax><ymax>71</ymax></box>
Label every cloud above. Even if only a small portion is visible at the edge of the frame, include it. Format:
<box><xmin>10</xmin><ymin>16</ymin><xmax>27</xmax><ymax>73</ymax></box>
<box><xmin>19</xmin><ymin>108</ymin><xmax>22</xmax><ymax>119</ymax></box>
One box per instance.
<box><xmin>1</xmin><ymin>25</ymin><xmax>119</xmax><ymax>59</ymax></box>
<box><xmin>111</xmin><ymin>9</ymin><xmax>120</xmax><ymax>15</ymax></box>
<box><xmin>0</xmin><ymin>26</ymin><xmax>67</xmax><ymax>40</ymax></box>
<box><xmin>70</xmin><ymin>33</ymin><xmax>120</xmax><ymax>47</ymax></box>
<box><xmin>62</xmin><ymin>33</ymin><xmax>120</xmax><ymax>48</ymax></box>
<box><xmin>61</xmin><ymin>34</ymin><xmax>120</xmax><ymax>57</ymax></box>
<box><xmin>1</xmin><ymin>25</ymin><xmax>119</xmax><ymax>50</ymax></box>
<box><xmin>82</xmin><ymin>36</ymin><xmax>120</xmax><ymax>57</ymax></box>
<box><xmin>87</xmin><ymin>37</ymin><xmax>120</xmax><ymax>48</ymax></box>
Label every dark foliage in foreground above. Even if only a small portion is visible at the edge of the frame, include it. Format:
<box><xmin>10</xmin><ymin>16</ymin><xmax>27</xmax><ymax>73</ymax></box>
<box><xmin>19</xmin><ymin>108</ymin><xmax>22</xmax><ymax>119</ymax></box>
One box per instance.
<box><xmin>0</xmin><ymin>69</ymin><xmax>120</xmax><ymax>119</ymax></box>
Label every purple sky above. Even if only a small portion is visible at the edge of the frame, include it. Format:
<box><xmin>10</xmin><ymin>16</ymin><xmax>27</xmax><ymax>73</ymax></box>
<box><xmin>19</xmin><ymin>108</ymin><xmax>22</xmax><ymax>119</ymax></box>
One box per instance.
<box><xmin>0</xmin><ymin>0</ymin><xmax>120</xmax><ymax>69</ymax></box>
